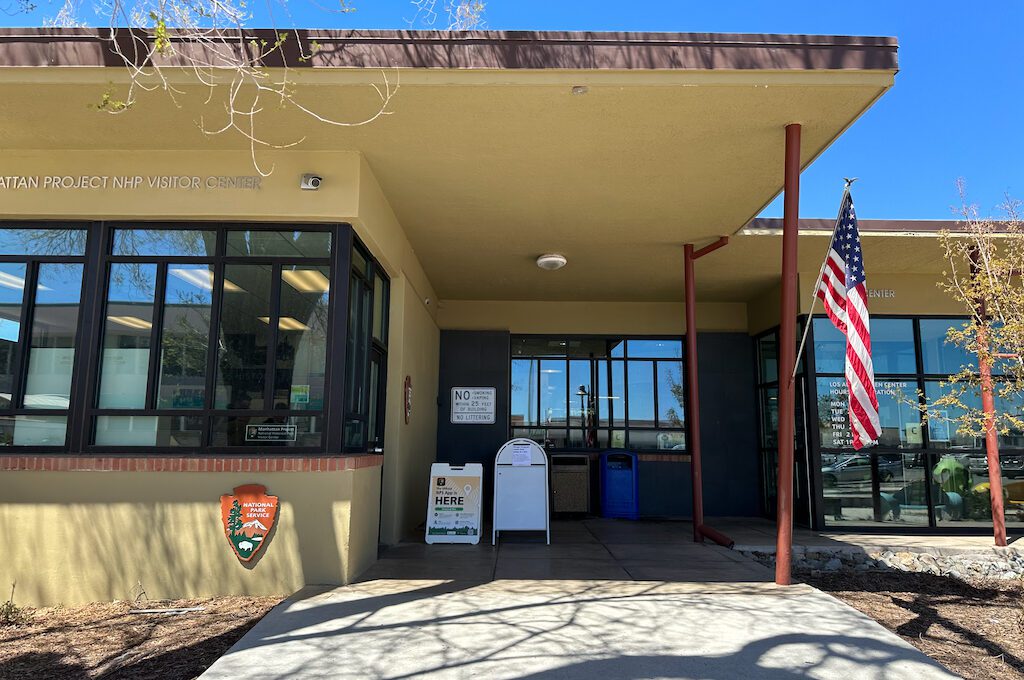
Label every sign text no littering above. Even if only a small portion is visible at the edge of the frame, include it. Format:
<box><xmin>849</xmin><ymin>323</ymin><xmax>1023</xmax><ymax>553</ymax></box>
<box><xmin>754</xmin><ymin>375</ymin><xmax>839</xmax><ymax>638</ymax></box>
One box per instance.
<box><xmin>450</xmin><ymin>387</ymin><xmax>496</xmax><ymax>424</ymax></box>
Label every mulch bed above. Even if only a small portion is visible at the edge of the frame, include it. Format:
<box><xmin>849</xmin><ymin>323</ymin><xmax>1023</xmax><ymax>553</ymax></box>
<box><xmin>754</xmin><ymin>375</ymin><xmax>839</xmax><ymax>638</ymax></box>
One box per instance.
<box><xmin>803</xmin><ymin>570</ymin><xmax>1024</xmax><ymax>680</ymax></box>
<box><xmin>0</xmin><ymin>595</ymin><xmax>281</xmax><ymax>680</ymax></box>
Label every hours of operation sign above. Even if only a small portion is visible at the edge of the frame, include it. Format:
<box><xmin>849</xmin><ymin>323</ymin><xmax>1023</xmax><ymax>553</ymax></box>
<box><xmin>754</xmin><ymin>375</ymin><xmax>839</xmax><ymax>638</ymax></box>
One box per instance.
<box><xmin>451</xmin><ymin>387</ymin><xmax>496</xmax><ymax>424</ymax></box>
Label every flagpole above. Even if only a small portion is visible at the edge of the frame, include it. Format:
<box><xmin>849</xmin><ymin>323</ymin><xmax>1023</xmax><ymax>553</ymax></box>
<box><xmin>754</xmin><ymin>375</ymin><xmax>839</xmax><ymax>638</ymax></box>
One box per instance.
<box><xmin>790</xmin><ymin>179</ymin><xmax>856</xmax><ymax>384</ymax></box>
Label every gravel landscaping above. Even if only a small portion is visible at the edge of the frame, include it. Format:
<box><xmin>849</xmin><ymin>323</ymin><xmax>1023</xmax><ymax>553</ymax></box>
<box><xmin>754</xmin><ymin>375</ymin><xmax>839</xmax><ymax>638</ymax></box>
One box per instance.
<box><xmin>744</xmin><ymin>548</ymin><xmax>1024</xmax><ymax>680</ymax></box>
<box><xmin>0</xmin><ymin>595</ymin><xmax>281</xmax><ymax>679</ymax></box>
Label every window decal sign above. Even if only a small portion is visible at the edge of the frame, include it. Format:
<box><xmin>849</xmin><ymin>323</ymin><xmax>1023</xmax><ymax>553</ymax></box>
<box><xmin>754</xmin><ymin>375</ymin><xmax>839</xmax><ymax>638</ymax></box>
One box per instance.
<box><xmin>220</xmin><ymin>484</ymin><xmax>278</xmax><ymax>563</ymax></box>
<box><xmin>451</xmin><ymin>387</ymin><xmax>496</xmax><ymax>424</ymax></box>
<box><xmin>245</xmin><ymin>424</ymin><xmax>297</xmax><ymax>442</ymax></box>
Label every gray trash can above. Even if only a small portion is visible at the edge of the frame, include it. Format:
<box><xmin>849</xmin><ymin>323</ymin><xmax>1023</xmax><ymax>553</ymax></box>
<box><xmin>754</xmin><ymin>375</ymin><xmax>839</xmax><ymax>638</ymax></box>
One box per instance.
<box><xmin>551</xmin><ymin>454</ymin><xmax>591</xmax><ymax>514</ymax></box>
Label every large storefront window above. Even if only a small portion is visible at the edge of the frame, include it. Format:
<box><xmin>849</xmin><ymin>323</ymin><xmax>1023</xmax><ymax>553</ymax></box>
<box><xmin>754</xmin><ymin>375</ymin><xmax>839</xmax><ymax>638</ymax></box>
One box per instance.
<box><xmin>805</xmin><ymin>316</ymin><xmax>1024</xmax><ymax>530</ymax></box>
<box><xmin>94</xmin><ymin>227</ymin><xmax>331</xmax><ymax>449</ymax></box>
<box><xmin>0</xmin><ymin>227</ymin><xmax>86</xmax><ymax>447</ymax></box>
<box><xmin>0</xmin><ymin>222</ymin><xmax>378</xmax><ymax>454</ymax></box>
<box><xmin>510</xmin><ymin>337</ymin><xmax>685</xmax><ymax>451</ymax></box>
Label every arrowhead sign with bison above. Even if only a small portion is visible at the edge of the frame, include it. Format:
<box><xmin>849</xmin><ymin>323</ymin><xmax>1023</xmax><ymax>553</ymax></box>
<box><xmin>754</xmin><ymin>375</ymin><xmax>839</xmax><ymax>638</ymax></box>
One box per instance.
<box><xmin>220</xmin><ymin>484</ymin><xmax>278</xmax><ymax>562</ymax></box>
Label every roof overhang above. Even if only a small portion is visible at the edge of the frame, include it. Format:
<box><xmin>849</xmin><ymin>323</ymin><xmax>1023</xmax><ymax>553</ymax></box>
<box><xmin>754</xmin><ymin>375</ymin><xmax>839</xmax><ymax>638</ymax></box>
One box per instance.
<box><xmin>0</xmin><ymin>29</ymin><xmax>899</xmax><ymax>303</ymax></box>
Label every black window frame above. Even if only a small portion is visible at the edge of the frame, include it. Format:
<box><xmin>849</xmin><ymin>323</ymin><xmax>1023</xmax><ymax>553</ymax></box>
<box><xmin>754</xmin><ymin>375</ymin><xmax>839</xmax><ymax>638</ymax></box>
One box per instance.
<box><xmin>0</xmin><ymin>222</ymin><xmax>90</xmax><ymax>452</ymax></box>
<box><xmin>342</xmin><ymin>238</ymin><xmax>389</xmax><ymax>453</ymax></box>
<box><xmin>0</xmin><ymin>220</ymin><xmax>362</xmax><ymax>455</ymax></box>
<box><xmin>760</xmin><ymin>313</ymin><xmax>1024</xmax><ymax>533</ymax></box>
<box><xmin>509</xmin><ymin>334</ymin><xmax>687</xmax><ymax>453</ymax></box>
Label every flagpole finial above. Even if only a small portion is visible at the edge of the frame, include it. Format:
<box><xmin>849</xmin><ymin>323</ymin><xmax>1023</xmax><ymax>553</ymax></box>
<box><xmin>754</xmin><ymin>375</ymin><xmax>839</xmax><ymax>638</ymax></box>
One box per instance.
<box><xmin>843</xmin><ymin>177</ymin><xmax>858</xmax><ymax>188</ymax></box>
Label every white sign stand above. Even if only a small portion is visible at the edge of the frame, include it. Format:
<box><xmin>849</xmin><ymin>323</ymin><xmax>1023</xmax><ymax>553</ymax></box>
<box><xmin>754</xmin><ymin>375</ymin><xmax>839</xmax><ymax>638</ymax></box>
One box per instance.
<box><xmin>492</xmin><ymin>439</ymin><xmax>550</xmax><ymax>545</ymax></box>
<box><xmin>425</xmin><ymin>463</ymin><xmax>483</xmax><ymax>544</ymax></box>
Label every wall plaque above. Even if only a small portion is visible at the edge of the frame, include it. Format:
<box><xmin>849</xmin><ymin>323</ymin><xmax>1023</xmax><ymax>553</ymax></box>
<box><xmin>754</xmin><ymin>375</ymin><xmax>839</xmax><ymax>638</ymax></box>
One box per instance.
<box><xmin>245</xmin><ymin>424</ymin><xmax>297</xmax><ymax>442</ymax></box>
<box><xmin>220</xmin><ymin>484</ymin><xmax>278</xmax><ymax>562</ymax></box>
<box><xmin>451</xmin><ymin>387</ymin><xmax>496</xmax><ymax>424</ymax></box>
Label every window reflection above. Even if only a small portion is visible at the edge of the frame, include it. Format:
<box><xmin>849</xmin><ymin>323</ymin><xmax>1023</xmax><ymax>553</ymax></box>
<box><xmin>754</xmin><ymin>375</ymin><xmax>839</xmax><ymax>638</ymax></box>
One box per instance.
<box><xmin>814</xmin><ymin>318</ymin><xmax>916</xmax><ymax>374</ymax></box>
<box><xmin>226</xmin><ymin>230</ymin><xmax>331</xmax><ymax>258</ymax></box>
<box><xmin>98</xmin><ymin>264</ymin><xmax>156</xmax><ymax>409</ymax></box>
<box><xmin>113</xmin><ymin>229</ymin><xmax>216</xmax><ymax>257</ymax></box>
<box><xmin>158</xmin><ymin>265</ymin><xmax>214</xmax><ymax>408</ymax></box>
<box><xmin>275</xmin><ymin>266</ymin><xmax>329</xmax><ymax>410</ymax></box>
<box><xmin>0</xmin><ymin>263</ymin><xmax>26</xmax><ymax>408</ymax></box>
<box><xmin>25</xmin><ymin>264</ymin><xmax>83</xmax><ymax>409</ymax></box>
<box><xmin>215</xmin><ymin>264</ymin><xmax>271</xmax><ymax>410</ymax></box>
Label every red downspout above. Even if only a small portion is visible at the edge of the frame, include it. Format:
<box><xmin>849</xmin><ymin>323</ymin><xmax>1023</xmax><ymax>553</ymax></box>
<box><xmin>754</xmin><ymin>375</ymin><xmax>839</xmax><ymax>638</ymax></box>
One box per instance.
<box><xmin>685</xmin><ymin>237</ymin><xmax>732</xmax><ymax>548</ymax></box>
<box><xmin>776</xmin><ymin>123</ymin><xmax>801</xmax><ymax>586</ymax></box>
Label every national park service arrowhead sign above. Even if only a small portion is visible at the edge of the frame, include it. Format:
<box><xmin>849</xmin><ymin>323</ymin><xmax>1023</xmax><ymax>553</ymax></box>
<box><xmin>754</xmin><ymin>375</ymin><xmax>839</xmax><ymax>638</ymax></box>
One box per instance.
<box><xmin>220</xmin><ymin>484</ymin><xmax>278</xmax><ymax>562</ymax></box>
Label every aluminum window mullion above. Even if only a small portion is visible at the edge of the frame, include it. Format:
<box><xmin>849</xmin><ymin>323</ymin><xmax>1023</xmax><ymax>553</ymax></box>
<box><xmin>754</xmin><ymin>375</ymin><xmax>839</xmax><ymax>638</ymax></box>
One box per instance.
<box><xmin>145</xmin><ymin>262</ymin><xmax>168</xmax><ymax>410</ymax></box>
<box><xmin>10</xmin><ymin>261</ymin><xmax>36</xmax><ymax>410</ymax></box>
<box><xmin>264</xmin><ymin>262</ymin><xmax>283</xmax><ymax>410</ymax></box>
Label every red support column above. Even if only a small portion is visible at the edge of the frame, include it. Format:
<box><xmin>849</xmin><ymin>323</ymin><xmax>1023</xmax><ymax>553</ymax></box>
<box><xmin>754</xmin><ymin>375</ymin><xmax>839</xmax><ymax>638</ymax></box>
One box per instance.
<box><xmin>684</xmin><ymin>237</ymin><xmax>728</xmax><ymax>543</ymax></box>
<box><xmin>776</xmin><ymin>123</ymin><xmax>801</xmax><ymax>586</ymax></box>
<box><xmin>685</xmin><ymin>244</ymin><xmax>703</xmax><ymax>542</ymax></box>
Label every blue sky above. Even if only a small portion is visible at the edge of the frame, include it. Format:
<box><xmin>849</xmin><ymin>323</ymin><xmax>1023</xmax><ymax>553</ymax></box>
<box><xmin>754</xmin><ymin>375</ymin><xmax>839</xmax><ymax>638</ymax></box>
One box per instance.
<box><xmin>6</xmin><ymin>1</ymin><xmax>1022</xmax><ymax>219</ymax></box>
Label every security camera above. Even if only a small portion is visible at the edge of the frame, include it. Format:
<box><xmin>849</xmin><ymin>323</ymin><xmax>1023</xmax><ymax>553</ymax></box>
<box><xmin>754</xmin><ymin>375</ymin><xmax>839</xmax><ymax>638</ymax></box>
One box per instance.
<box><xmin>300</xmin><ymin>174</ymin><xmax>322</xmax><ymax>190</ymax></box>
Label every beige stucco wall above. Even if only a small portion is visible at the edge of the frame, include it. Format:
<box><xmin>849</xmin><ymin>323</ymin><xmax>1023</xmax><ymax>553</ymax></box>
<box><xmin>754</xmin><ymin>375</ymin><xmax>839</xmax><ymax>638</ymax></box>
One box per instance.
<box><xmin>0</xmin><ymin>467</ymin><xmax>380</xmax><ymax>607</ymax></box>
<box><xmin>379</xmin><ymin>278</ymin><xmax>441</xmax><ymax>545</ymax></box>
<box><xmin>0</xmin><ymin>149</ymin><xmax>441</xmax><ymax>603</ymax></box>
<box><xmin>436</xmin><ymin>300</ymin><xmax>748</xmax><ymax>334</ymax></box>
<box><xmin>799</xmin><ymin>271</ymin><xmax>962</xmax><ymax>316</ymax></box>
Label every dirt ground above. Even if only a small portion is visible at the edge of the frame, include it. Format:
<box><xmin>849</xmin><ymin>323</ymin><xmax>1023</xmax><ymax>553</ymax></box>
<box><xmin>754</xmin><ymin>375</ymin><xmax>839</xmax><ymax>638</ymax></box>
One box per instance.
<box><xmin>0</xmin><ymin>595</ymin><xmax>281</xmax><ymax>680</ymax></box>
<box><xmin>804</xmin><ymin>570</ymin><xmax>1024</xmax><ymax>680</ymax></box>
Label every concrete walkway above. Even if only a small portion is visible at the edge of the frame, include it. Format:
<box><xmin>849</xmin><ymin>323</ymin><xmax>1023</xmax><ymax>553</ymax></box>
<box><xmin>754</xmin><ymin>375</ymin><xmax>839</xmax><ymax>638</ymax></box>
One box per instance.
<box><xmin>201</xmin><ymin>520</ymin><xmax>957</xmax><ymax>679</ymax></box>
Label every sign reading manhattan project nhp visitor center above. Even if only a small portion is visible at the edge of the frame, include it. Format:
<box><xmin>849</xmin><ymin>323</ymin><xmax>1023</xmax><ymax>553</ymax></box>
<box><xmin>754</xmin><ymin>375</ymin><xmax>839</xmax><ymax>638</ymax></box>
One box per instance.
<box><xmin>0</xmin><ymin>174</ymin><xmax>264</xmax><ymax>190</ymax></box>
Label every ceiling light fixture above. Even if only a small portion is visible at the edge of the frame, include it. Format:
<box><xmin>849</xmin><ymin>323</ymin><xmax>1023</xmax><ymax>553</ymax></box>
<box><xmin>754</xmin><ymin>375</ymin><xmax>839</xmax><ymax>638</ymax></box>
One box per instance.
<box><xmin>169</xmin><ymin>267</ymin><xmax>243</xmax><ymax>292</ymax></box>
<box><xmin>107</xmin><ymin>315</ymin><xmax>153</xmax><ymax>330</ymax></box>
<box><xmin>281</xmin><ymin>269</ymin><xmax>330</xmax><ymax>293</ymax></box>
<box><xmin>258</xmin><ymin>316</ymin><xmax>311</xmax><ymax>331</ymax></box>
<box><xmin>536</xmin><ymin>254</ymin><xmax>567</xmax><ymax>271</ymax></box>
<box><xmin>571</xmin><ymin>86</ymin><xmax>589</xmax><ymax>95</ymax></box>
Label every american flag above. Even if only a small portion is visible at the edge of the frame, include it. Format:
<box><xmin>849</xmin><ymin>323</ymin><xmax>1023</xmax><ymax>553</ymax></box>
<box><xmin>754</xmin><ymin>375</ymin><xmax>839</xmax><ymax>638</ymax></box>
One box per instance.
<box><xmin>816</xmin><ymin>191</ymin><xmax>880</xmax><ymax>450</ymax></box>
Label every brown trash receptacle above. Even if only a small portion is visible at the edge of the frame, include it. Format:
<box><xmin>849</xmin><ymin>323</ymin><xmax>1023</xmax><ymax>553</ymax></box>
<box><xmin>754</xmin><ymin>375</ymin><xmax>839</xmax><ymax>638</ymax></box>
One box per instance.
<box><xmin>551</xmin><ymin>454</ymin><xmax>591</xmax><ymax>514</ymax></box>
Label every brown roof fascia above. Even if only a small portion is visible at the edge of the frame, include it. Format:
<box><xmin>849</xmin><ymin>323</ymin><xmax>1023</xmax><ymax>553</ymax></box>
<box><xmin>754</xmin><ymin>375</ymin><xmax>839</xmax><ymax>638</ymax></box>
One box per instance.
<box><xmin>746</xmin><ymin>217</ymin><xmax>1002</xmax><ymax>234</ymax></box>
<box><xmin>0</xmin><ymin>28</ymin><xmax>898</xmax><ymax>71</ymax></box>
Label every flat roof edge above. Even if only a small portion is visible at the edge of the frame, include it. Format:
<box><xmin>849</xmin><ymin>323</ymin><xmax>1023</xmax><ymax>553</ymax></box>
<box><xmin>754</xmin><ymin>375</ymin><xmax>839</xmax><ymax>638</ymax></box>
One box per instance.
<box><xmin>0</xmin><ymin>27</ymin><xmax>899</xmax><ymax>71</ymax></box>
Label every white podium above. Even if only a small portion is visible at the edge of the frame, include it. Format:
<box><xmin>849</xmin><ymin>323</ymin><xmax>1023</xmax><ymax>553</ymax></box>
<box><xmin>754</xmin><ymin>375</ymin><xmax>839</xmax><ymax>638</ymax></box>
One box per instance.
<box><xmin>492</xmin><ymin>438</ymin><xmax>550</xmax><ymax>545</ymax></box>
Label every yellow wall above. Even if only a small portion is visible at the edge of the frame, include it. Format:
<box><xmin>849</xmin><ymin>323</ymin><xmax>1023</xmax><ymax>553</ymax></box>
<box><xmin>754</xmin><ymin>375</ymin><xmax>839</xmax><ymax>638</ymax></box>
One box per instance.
<box><xmin>0</xmin><ymin>150</ymin><xmax>442</xmax><ymax>602</ymax></box>
<box><xmin>379</xmin><ymin>278</ymin><xmax>441</xmax><ymax>545</ymax></box>
<box><xmin>0</xmin><ymin>468</ymin><xmax>380</xmax><ymax>607</ymax></box>
<box><xmin>436</xmin><ymin>300</ymin><xmax>748</xmax><ymax>334</ymax></box>
<box><xmin>799</xmin><ymin>272</ymin><xmax>963</xmax><ymax>316</ymax></box>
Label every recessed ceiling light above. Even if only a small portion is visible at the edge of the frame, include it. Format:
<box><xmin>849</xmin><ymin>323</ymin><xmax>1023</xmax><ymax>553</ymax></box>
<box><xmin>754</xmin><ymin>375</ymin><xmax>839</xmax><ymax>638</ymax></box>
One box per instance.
<box><xmin>536</xmin><ymin>254</ymin><xmax>567</xmax><ymax>271</ymax></box>
<box><xmin>108</xmin><ymin>315</ymin><xmax>153</xmax><ymax>330</ymax></box>
<box><xmin>169</xmin><ymin>268</ymin><xmax>244</xmax><ymax>292</ymax></box>
<box><xmin>571</xmin><ymin>86</ymin><xmax>589</xmax><ymax>95</ymax></box>
<box><xmin>282</xmin><ymin>269</ymin><xmax>330</xmax><ymax>293</ymax></box>
<box><xmin>258</xmin><ymin>316</ymin><xmax>310</xmax><ymax>331</ymax></box>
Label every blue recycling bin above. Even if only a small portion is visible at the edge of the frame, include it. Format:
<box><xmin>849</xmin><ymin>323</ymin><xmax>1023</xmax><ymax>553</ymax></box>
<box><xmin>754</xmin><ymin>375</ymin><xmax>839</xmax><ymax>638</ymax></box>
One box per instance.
<box><xmin>600</xmin><ymin>451</ymin><xmax>639</xmax><ymax>520</ymax></box>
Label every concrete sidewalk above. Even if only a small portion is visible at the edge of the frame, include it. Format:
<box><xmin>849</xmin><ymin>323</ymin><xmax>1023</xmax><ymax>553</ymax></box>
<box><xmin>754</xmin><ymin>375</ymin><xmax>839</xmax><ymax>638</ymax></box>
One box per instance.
<box><xmin>201</xmin><ymin>520</ymin><xmax>956</xmax><ymax>679</ymax></box>
<box><xmin>200</xmin><ymin>579</ymin><xmax>956</xmax><ymax>679</ymax></box>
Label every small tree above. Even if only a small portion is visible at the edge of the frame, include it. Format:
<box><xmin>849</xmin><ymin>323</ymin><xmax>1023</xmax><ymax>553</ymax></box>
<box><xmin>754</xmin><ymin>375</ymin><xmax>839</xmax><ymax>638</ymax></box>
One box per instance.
<box><xmin>924</xmin><ymin>180</ymin><xmax>1024</xmax><ymax>544</ymax></box>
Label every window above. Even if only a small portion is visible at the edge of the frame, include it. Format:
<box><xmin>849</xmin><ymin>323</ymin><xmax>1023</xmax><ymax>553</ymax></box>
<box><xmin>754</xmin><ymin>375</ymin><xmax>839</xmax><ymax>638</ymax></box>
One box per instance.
<box><xmin>343</xmin><ymin>240</ymin><xmax>389</xmax><ymax>452</ymax></box>
<box><xmin>0</xmin><ymin>226</ymin><xmax>86</xmax><ymax>447</ymax></box>
<box><xmin>510</xmin><ymin>336</ymin><xmax>685</xmax><ymax>451</ymax></box>
<box><xmin>803</xmin><ymin>315</ymin><xmax>1024</xmax><ymax>529</ymax></box>
<box><xmin>93</xmin><ymin>226</ymin><xmax>333</xmax><ymax>450</ymax></box>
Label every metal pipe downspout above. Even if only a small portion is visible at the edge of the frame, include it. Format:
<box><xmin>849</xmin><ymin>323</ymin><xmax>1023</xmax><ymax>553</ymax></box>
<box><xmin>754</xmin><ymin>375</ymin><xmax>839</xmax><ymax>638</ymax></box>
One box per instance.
<box><xmin>684</xmin><ymin>237</ymin><xmax>729</xmax><ymax>545</ymax></box>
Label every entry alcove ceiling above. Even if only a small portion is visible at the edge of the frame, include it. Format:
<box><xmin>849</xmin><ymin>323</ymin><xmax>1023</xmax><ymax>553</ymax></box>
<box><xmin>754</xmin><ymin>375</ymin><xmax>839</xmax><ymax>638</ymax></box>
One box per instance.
<box><xmin>0</xmin><ymin>29</ymin><xmax>898</xmax><ymax>303</ymax></box>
